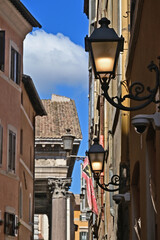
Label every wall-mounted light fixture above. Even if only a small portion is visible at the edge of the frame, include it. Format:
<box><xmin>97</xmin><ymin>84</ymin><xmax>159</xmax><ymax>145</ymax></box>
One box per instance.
<box><xmin>62</xmin><ymin>129</ymin><xmax>75</xmax><ymax>152</ymax></box>
<box><xmin>86</xmin><ymin>138</ymin><xmax>129</xmax><ymax>192</ymax></box>
<box><xmin>85</xmin><ymin>17</ymin><xmax>160</xmax><ymax>111</ymax></box>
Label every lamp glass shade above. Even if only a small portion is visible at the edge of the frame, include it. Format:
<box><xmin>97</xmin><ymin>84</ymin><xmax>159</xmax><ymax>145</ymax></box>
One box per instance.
<box><xmin>89</xmin><ymin>152</ymin><xmax>104</xmax><ymax>173</ymax></box>
<box><xmin>85</xmin><ymin>18</ymin><xmax>124</xmax><ymax>79</ymax></box>
<box><xmin>62</xmin><ymin>135</ymin><xmax>75</xmax><ymax>151</ymax></box>
<box><xmin>91</xmin><ymin>41</ymin><xmax>118</xmax><ymax>76</ymax></box>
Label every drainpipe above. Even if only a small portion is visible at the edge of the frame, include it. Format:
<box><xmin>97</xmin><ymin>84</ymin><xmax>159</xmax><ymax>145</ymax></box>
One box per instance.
<box><xmin>100</xmin><ymin>96</ymin><xmax>104</xmax><ymax>218</ymax></box>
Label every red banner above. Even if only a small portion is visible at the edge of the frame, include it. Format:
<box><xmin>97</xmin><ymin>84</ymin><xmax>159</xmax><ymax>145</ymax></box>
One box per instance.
<box><xmin>82</xmin><ymin>158</ymin><xmax>98</xmax><ymax>215</ymax></box>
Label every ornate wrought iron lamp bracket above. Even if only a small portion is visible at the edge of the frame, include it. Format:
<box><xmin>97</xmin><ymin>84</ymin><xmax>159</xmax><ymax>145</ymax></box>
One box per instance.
<box><xmin>98</xmin><ymin>61</ymin><xmax>160</xmax><ymax>111</ymax></box>
<box><xmin>94</xmin><ymin>162</ymin><xmax>129</xmax><ymax>192</ymax></box>
<box><xmin>95</xmin><ymin>174</ymin><xmax>121</xmax><ymax>192</ymax></box>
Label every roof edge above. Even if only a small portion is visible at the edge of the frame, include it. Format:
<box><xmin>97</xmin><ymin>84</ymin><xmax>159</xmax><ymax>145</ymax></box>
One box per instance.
<box><xmin>22</xmin><ymin>75</ymin><xmax>47</xmax><ymax>116</ymax></box>
<box><xmin>8</xmin><ymin>0</ymin><xmax>41</xmax><ymax>28</ymax></box>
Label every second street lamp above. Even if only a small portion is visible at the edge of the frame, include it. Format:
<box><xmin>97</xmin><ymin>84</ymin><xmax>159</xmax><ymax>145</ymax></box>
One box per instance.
<box><xmin>86</xmin><ymin>138</ymin><xmax>129</xmax><ymax>192</ymax></box>
<box><xmin>86</xmin><ymin>138</ymin><xmax>106</xmax><ymax>175</ymax></box>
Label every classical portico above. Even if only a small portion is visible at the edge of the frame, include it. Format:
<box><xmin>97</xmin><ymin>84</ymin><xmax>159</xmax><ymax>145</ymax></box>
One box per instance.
<box><xmin>34</xmin><ymin>94</ymin><xmax>82</xmax><ymax>240</ymax></box>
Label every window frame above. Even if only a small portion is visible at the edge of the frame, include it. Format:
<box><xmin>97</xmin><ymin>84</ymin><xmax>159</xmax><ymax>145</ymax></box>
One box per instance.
<box><xmin>29</xmin><ymin>194</ymin><xmax>32</xmax><ymax>224</ymax></box>
<box><xmin>80</xmin><ymin>231</ymin><xmax>88</xmax><ymax>240</ymax></box>
<box><xmin>10</xmin><ymin>45</ymin><xmax>21</xmax><ymax>85</ymax></box>
<box><xmin>19</xmin><ymin>183</ymin><xmax>23</xmax><ymax>219</ymax></box>
<box><xmin>8</xmin><ymin>126</ymin><xmax>17</xmax><ymax>173</ymax></box>
<box><xmin>20</xmin><ymin>129</ymin><xmax>23</xmax><ymax>155</ymax></box>
<box><xmin>0</xmin><ymin>124</ymin><xmax>3</xmax><ymax>165</ymax></box>
<box><xmin>0</xmin><ymin>30</ymin><xmax>5</xmax><ymax>72</ymax></box>
<box><xmin>4</xmin><ymin>212</ymin><xmax>18</xmax><ymax>237</ymax></box>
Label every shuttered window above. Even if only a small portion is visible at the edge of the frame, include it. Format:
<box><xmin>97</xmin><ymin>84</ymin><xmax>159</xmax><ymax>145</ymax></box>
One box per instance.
<box><xmin>0</xmin><ymin>125</ymin><xmax>3</xmax><ymax>165</ymax></box>
<box><xmin>0</xmin><ymin>31</ymin><xmax>5</xmax><ymax>71</ymax></box>
<box><xmin>131</xmin><ymin>0</ymin><xmax>136</xmax><ymax>29</ymax></box>
<box><xmin>4</xmin><ymin>212</ymin><xmax>18</xmax><ymax>236</ymax></box>
<box><xmin>80</xmin><ymin>232</ymin><xmax>88</xmax><ymax>240</ymax></box>
<box><xmin>91</xmin><ymin>0</ymin><xmax>96</xmax><ymax>23</ymax></box>
<box><xmin>20</xmin><ymin>129</ymin><xmax>23</xmax><ymax>155</ymax></box>
<box><xmin>10</xmin><ymin>47</ymin><xmax>21</xmax><ymax>84</ymax></box>
<box><xmin>8</xmin><ymin>130</ymin><xmax>16</xmax><ymax>172</ymax></box>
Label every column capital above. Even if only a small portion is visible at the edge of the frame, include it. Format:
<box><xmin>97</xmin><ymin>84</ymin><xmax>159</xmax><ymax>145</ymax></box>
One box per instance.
<box><xmin>48</xmin><ymin>178</ymin><xmax>72</xmax><ymax>199</ymax></box>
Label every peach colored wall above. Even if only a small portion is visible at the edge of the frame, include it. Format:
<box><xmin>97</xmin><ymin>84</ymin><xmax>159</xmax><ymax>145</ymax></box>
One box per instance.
<box><xmin>0</xmin><ymin>15</ymin><xmax>23</xmax><ymax>78</ymax></box>
<box><xmin>0</xmin><ymin>6</ymin><xmax>35</xmax><ymax>240</ymax></box>
<box><xmin>19</xmin><ymin>84</ymin><xmax>36</xmax><ymax>240</ymax></box>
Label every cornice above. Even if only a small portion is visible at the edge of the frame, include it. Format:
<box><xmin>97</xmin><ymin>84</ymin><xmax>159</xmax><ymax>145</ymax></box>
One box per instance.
<box><xmin>0</xmin><ymin>0</ymin><xmax>32</xmax><ymax>39</ymax></box>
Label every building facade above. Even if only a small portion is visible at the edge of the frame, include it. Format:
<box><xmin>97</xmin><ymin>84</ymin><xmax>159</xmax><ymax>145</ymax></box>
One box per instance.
<box><xmin>84</xmin><ymin>0</ymin><xmax>160</xmax><ymax>240</ymax></box>
<box><xmin>34</xmin><ymin>94</ymin><xmax>82</xmax><ymax>240</ymax></box>
<box><xmin>84</xmin><ymin>0</ymin><xmax>130</xmax><ymax>239</ymax></box>
<box><xmin>74</xmin><ymin>194</ymin><xmax>88</xmax><ymax>240</ymax></box>
<box><xmin>0</xmin><ymin>1</ymin><xmax>46</xmax><ymax>239</ymax></box>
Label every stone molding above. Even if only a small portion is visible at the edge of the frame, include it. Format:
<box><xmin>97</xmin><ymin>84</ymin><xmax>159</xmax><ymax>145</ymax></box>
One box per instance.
<box><xmin>48</xmin><ymin>178</ymin><xmax>72</xmax><ymax>199</ymax></box>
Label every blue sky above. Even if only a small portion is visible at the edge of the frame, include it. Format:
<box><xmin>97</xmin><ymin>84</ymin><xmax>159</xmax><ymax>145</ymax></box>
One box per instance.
<box><xmin>22</xmin><ymin>0</ymin><xmax>89</xmax><ymax>193</ymax></box>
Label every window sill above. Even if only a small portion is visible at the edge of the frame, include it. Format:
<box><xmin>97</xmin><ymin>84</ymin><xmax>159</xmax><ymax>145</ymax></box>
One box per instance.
<box><xmin>0</xmin><ymin>169</ymin><xmax>19</xmax><ymax>181</ymax></box>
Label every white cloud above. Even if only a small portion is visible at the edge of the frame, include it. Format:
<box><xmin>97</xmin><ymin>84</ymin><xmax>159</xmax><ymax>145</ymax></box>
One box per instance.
<box><xmin>24</xmin><ymin>30</ymin><xmax>88</xmax><ymax>96</ymax></box>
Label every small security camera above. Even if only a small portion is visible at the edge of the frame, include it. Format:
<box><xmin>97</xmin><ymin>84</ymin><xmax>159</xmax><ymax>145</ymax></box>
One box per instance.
<box><xmin>112</xmin><ymin>192</ymin><xmax>130</xmax><ymax>204</ymax></box>
<box><xmin>131</xmin><ymin>112</ymin><xmax>160</xmax><ymax>134</ymax></box>
<box><xmin>131</xmin><ymin>116</ymin><xmax>150</xmax><ymax>134</ymax></box>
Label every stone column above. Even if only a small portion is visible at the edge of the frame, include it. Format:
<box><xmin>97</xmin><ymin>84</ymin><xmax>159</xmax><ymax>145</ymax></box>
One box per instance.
<box><xmin>48</xmin><ymin>178</ymin><xmax>71</xmax><ymax>240</ymax></box>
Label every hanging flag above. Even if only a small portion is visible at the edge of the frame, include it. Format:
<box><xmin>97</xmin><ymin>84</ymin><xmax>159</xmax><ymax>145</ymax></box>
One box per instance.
<box><xmin>82</xmin><ymin>157</ymin><xmax>98</xmax><ymax>215</ymax></box>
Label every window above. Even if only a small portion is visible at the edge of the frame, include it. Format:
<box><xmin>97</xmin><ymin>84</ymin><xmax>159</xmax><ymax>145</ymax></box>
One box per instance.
<box><xmin>80</xmin><ymin>215</ymin><xmax>86</xmax><ymax>221</ymax></box>
<box><xmin>0</xmin><ymin>31</ymin><xmax>5</xmax><ymax>71</ymax></box>
<box><xmin>0</xmin><ymin>125</ymin><xmax>3</xmax><ymax>165</ymax></box>
<box><xmin>8</xmin><ymin>130</ymin><xmax>16</xmax><ymax>172</ymax></box>
<box><xmin>10</xmin><ymin>47</ymin><xmax>21</xmax><ymax>84</ymax></box>
<box><xmin>29</xmin><ymin>194</ymin><xmax>32</xmax><ymax>223</ymax></box>
<box><xmin>21</xmin><ymin>91</ymin><xmax>23</xmax><ymax>105</ymax></box>
<box><xmin>130</xmin><ymin>0</ymin><xmax>136</xmax><ymax>30</ymax></box>
<box><xmin>30</xmin><ymin>146</ymin><xmax>32</xmax><ymax>172</ymax></box>
<box><xmin>19</xmin><ymin>184</ymin><xmax>23</xmax><ymax>219</ymax></box>
<box><xmin>80</xmin><ymin>232</ymin><xmax>88</xmax><ymax>240</ymax></box>
<box><xmin>90</xmin><ymin>0</ymin><xmax>96</xmax><ymax>24</ymax></box>
<box><xmin>4</xmin><ymin>212</ymin><xmax>18</xmax><ymax>237</ymax></box>
<box><xmin>20</xmin><ymin>129</ymin><xmax>23</xmax><ymax>155</ymax></box>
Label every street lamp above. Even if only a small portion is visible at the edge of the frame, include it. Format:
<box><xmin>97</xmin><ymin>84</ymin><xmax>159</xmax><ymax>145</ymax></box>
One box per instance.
<box><xmin>62</xmin><ymin>129</ymin><xmax>75</xmax><ymax>152</ymax></box>
<box><xmin>85</xmin><ymin>17</ymin><xmax>160</xmax><ymax>111</ymax></box>
<box><xmin>86</xmin><ymin>138</ymin><xmax>129</xmax><ymax>192</ymax></box>
<box><xmin>85</xmin><ymin>17</ymin><xmax>124</xmax><ymax>79</ymax></box>
<box><xmin>86</xmin><ymin>138</ymin><xmax>106</xmax><ymax>174</ymax></box>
